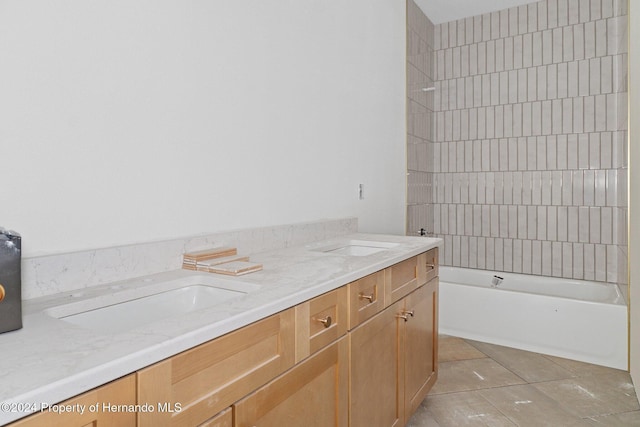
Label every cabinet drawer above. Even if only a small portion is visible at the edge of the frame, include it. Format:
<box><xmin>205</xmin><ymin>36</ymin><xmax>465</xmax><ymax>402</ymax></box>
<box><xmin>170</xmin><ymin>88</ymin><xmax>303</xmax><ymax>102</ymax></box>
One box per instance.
<box><xmin>197</xmin><ymin>408</ymin><xmax>232</xmax><ymax>427</ymax></box>
<box><xmin>418</xmin><ymin>248</ymin><xmax>438</xmax><ymax>286</ymax></box>
<box><xmin>137</xmin><ymin>308</ymin><xmax>295</xmax><ymax>427</ymax></box>
<box><xmin>385</xmin><ymin>256</ymin><xmax>420</xmax><ymax>304</ymax></box>
<box><xmin>235</xmin><ymin>336</ymin><xmax>348</xmax><ymax>427</ymax></box>
<box><xmin>348</xmin><ymin>270</ymin><xmax>385</xmax><ymax>329</ymax></box>
<box><xmin>7</xmin><ymin>375</ymin><xmax>136</xmax><ymax>427</ymax></box>
<box><xmin>295</xmin><ymin>287</ymin><xmax>348</xmax><ymax>362</ymax></box>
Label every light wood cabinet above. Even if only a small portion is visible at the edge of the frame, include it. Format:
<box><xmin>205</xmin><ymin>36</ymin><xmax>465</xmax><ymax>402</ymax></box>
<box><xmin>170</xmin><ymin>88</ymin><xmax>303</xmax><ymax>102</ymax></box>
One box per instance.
<box><xmin>349</xmin><ymin>299</ymin><xmax>404</xmax><ymax>427</ymax></box>
<box><xmin>137</xmin><ymin>308</ymin><xmax>295</xmax><ymax>427</ymax></box>
<box><xmin>9</xmin><ymin>247</ymin><xmax>439</xmax><ymax>427</ymax></box>
<box><xmin>400</xmin><ymin>278</ymin><xmax>438</xmax><ymax>419</ymax></box>
<box><xmin>7</xmin><ymin>375</ymin><xmax>136</xmax><ymax>427</ymax></box>
<box><xmin>234</xmin><ymin>336</ymin><xmax>349</xmax><ymax>427</ymax></box>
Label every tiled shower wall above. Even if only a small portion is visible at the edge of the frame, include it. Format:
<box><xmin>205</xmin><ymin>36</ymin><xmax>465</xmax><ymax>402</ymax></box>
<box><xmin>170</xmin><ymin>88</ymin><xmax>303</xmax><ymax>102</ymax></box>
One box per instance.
<box><xmin>407</xmin><ymin>0</ymin><xmax>435</xmax><ymax>237</ymax></box>
<box><xmin>408</xmin><ymin>0</ymin><xmax>629</xmax><ymax>284</ymax></box>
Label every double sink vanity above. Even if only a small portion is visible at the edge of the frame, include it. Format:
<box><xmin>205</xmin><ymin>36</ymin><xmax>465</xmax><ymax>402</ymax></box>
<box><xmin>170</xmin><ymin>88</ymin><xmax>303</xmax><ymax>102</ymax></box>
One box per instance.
<box><xmin>1</xmin><ymin>234</ymin><xmax>441</xmax><ymax>427</ymax></box>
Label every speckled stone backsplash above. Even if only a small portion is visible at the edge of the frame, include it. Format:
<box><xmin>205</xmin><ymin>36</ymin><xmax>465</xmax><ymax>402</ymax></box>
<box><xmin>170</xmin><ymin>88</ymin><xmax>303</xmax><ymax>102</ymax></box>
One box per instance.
<box><xmin>21</xmin><ymin>218</ymin><xmax>358</xmax><ymax>300</ymax></box>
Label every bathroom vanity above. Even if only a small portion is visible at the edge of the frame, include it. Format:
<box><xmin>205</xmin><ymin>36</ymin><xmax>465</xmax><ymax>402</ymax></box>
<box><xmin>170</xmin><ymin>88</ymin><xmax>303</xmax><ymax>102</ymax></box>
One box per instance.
<box><xmin>2</xmin><ymin>235</ymin><xmax>440</xmax><ymax>427</ymax></box>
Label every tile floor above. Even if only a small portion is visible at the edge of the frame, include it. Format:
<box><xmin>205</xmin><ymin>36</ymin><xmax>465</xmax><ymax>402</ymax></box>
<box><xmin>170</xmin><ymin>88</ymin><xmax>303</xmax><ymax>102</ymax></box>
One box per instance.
<box><xmin>408</xmin><ymin>336</ymin><xmax>640</xmax><ymax>426</ymax></box>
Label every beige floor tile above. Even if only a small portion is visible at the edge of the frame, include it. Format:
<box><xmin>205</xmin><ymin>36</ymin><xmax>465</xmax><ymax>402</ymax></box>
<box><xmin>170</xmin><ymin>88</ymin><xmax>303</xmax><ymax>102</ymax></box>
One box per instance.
<box><xmin>466</xmin><ymin>340</ymin><xmax>574</xmax><ymax>383</ymax></box>
<box><xmin>430</xmin><ymin>358</ymin><xmax>526</xmax><ymax>395</ymax></box>
<box><xmin>406</xmin><ymin>402</ymin><xmax>441</xmax><ymax>427</ymax></box>
<box><xmin>424</xmin><ymin>391</ymin><xmax>516</xmax><ymax>426</ymax></box>
<box><xmin>479</xmin><ymin>384</ymin><xmax>592</xmax><ymax>427</ymax></box>
<box><xmin>585</xmin><ymin>410</ymin><xmax>640</xmax><ymax>426</ymax></box>
<box><xmin>532</xmin><ymin>370</ymin><xmax>640</xmax><ymax>418</ymax></box>
<box><xmin>439</xmin><ymin>336</ymin><xmax>488</xmax><ymax>362</ymax></box>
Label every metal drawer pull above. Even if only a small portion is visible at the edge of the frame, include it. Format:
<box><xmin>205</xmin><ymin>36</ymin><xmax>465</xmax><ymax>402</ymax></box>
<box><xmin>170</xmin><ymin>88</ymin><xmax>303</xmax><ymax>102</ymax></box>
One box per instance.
<box><xmin>359</xmin><ymin>292</ymin><xmax>374</xmax><ymax>303</ymax></box>
<box><xmin>317</xmin><ymin>316</ymin><xmax>332</xmax><ymax>328</ymax></box>
<box><xmin>396</xmin><ymin>314</ymin><xmax>410</xmax><ymax>322</ymax></box>
<box><xmin>426</xmin><ymin>263</ymin><xmax>435</xmax><ymax>271</ymax></box>
<box><xmin>402</xmin><ymin>310</ymin><xmax>414</xmax><ymax>317</ymax></box>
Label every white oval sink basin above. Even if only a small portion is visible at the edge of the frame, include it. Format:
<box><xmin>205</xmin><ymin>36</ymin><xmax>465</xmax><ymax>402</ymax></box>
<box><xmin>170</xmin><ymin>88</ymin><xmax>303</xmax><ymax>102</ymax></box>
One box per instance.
<box><xmin>46</xmin><ymin>275</ymin><xmax>260</xmax><ymax>334</ymax></box>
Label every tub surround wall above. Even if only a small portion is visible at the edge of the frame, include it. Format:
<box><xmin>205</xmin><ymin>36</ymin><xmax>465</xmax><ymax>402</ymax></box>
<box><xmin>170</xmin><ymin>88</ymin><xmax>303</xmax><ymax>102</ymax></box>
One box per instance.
<box><xmin>430</xmin><ymin>0</ymin><xmax>628</xmax><ymax>284</ymax></box>
<box><xmin>21</xmin><ymin>218</ymin><xmax>357</xmax><ymax>300</ymax></box>
<box><xmin>407</xmin><ymin>0</ymin><xmax>436</xmax><ymax>236</ymax></box>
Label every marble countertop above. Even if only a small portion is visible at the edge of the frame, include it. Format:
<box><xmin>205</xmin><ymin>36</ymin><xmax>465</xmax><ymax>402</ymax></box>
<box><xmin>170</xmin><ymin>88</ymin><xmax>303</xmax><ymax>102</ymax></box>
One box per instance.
<box><xmin>0</xmin><ymin>233</ymin><xmax>440</xmax><ymax>425</ymax></box>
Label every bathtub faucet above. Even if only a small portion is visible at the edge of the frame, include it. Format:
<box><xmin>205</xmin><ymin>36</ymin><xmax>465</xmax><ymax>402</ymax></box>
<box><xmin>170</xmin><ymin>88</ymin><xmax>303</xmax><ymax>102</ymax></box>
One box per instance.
<box><xmin>491</xmin><ymin>275</ymin><xmax>504</xmax><ymax>287</ymax></box>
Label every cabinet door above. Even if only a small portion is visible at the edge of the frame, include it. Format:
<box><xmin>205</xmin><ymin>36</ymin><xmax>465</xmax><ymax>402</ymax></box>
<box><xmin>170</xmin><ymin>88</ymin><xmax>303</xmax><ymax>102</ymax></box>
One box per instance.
<box><xmin>7</xmin><ymin>375</ymin><xmax>136</xmax><ymax>427</ymax></box>
<box><xmin>349</xmin><ymin>300</ymin><xmax>404</xmax><ymax>427</ymax></box>
<box><xmin>234</xmin><ymin>336</ymin><xmax>348</xmax><ymax>427</ymax></box>
<box><xmin>137</xmin><ymin>309</ymin><xmax>295</xmax><ymax>427</ymax></box>
<box><xmin>402</xmin><ymin>278</ymin><xmax>438</xmax><ymax>418</ymax></box>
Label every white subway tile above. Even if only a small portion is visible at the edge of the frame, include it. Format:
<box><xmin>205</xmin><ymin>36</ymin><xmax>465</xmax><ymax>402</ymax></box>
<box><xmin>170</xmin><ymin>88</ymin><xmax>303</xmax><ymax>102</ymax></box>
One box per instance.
<box><xmin>589</xmin><ymin>206</ymin><xmax>600</xmax><ymax>243</ymax></box>
<box><xmin>559</xmin><ymin>0</ymin><xmax>570</xmax><ymax>26</ymax></box>
<box><xmin>573</xmin><ymin>96</ymin><xmax>584</xmax><ymax>134</ymax></box>
<box><xmin>573</xmin><ymin>170</ymin><xmax>585</xmax><ymax>206</ymax></box>
<box><xmin>477</xmin><ymin>236</ymin><xmax>486</xmax><ymax>269</ymax></box>
<box><xmin>595</xmin><ymin>170</ymin><xmax>607</xmax><ymax>206</ymax></box>
<box><xmin>523</xmin><ymin>171</ymin><xmax>533</xmax><ymax>204</ymax></box>
<box><xmin>531</xmin><ymin>101</ymin><xmax>542</xmax><ymax>135</ymax></box>
<box><xmin>557</xmin><ymin>63</ymin><xmax>568</xmax><ymax>98</ymax></box>
<box><xmin>522</xmin><ymin>240</ymin><xmax>532</xmax><ymax>274</ymax></box>
<box><xmin>557</xmin><ymin>134</ymin><xmax>568</xmax><ymax>169</ymax></box>
<box><xmin>504</xmin><ymin>37</ymin><xmax>514</xmax><ymax>71</ymax></box>
<box><xmin>595</xmin><ymin>19</ymin><xmax>607</xmax><ymax>56</ymax></box>
<box><xmin>584</xmin><ymin>170</ymin><xmax>595</xmax><ymax>206</ymax></box>
<box><xmin>500</xmin><ymin>9</ymin><xmax>510</xmax><ymax>38</ymax></box>
<box><xmin>608</xmin><ymin>15</ymin><xmax>628</xmax><ymax>55</ymax></box>
<box><xmin>491</xmin><ymin>205</ymin><xmax>500</xmax><ymax>237</ymax></box>
<box><xmin>532</xmin><ymin>170</ymin><xmax>542</xmax><ymax>205</ymax></box>
<box><xmin>574</xmin><ymin>23</ymin><xmax>585</xmax><ymax>60</ymax></box>
<box><xmin>573</xmin><ymin>243</ymin><xmax>584</xmax><ymax>279</ymax></box>
<box><xmin>558</xmin><ymin>206</ymin><xmax>569</xmax><ymax>241</ymax></box>
<box><xmin>568</xmin><ymin>61</ymin><xmax>579</xmax><ymax>98</ymax></box>
<box><xmin>602</xmin><ymin>0</ymin><xmax>614</xmax><ymax>18</ymax></box>
<box><xmin>542</xmin><ymin>30</ymin><xmax>553</xmax><ymax>65</ymax></box>
<box><xmin>564</xmin><ymin>26</ymin><xmax>575</xmax><ymax>62</ymax></box>
<box><xmin>474</xmin><ymin>15</ymin><xmax>483</xmax><ymax>43</ymax></box>
<box><xmin>584</xmin><ymin>243</ymin><xmax>595</xmax><ymax>280</ymax></box>
<box><xmin>465</xmin><ymin>204</ymin><xmax>473</xmax><ymax>235</ymax></box>
<box><xmin>538</xmin><ymin>206</ymin><xmax>548</xmax><ymax>240</ymax></box>
<box><xmin>523</xmin><ymin>33</ymin><xmax>533</xmax><ymax>68</ymax></box>
<box><xmin>532</xmin><ymin>240</ymin><xmax>542</xmax><ymax>275</ymax></box>
<box><xmin>613</xmin><ymin>130</ymin><xmax>627</xmax><ymax>168</ymax></box>
<box><xmin>495</xmin><ymin>39</ymin><xmax>505</xmax><ymax>72</ymax></box>
<box><xmin>457</xmin><ymin>18</ymin><xmax>466</xmax><ymax>47</ymax></box>
<box><xmin>583</xmin><ymin>95</ymin><xmax>595</xmax><ymax>132</ymax></box>
<box><xmin>548</xmin><ymin>0</ymin><xmax>559</xmax><ymax>29</ymax></box>
<box><xmin>539</xmin><ymin>2</ymin><xmax>549</xmax><ymax>30</ymax></box>
<box><xmin>465</xmin><ymin>17</ymin><xmax>474</xmax><ymax>45</ymax></box>
<box><xmin>547</xmin><ymin>64</ymin><xmax>558</xmax><ymax>99</ymax></box>
<box><xmin>528</xmin><ymin>68</ymin><xmax>538</xmax><ymax>102</ymax></box>
<box><xmin>546</xmin><ymin>135</ymin><xmax>557</xmax><ymax>169</ymax></box>
<box><xmin>562</xmin><ymin>242</ymin><xmax>573</xmax><ymax>277</ymax></box>
<box><xmin>601</xmin><ymin>55</ymin><xmax>613</xmax><ymax>93</ymax></box>
<box><xmin>509</xmin><ymin>7</ymin><xmax>519</xmax><ymax>37</ymax></box>
<box><xmin>518</xmin><ymin>205</ymin><xmax>528</xmax><ymax>239</ymax></box>
<box><xmin>595</xmin><ymin>94</ymin><xmax>607</xmax><ymax>131</ymax></box>
<box><xmin>478</xmin><ymin>42</ymin><xmax>487</xmax><ymax>74</ymax></box>
<box><xmin>537</xmin><ymin>67</ymin><xmax>548</xmax><ymax>101</ymax></box>
<box><xmin>590</xmin><ymin>57</ymin><xmax>601</xmax><ymax>94</ymax></box>
<box><xmin>449</xmin><ymin>21</ymin><xmax>457</xmax><ymax>48</ymax></box>
<box><xmin>552</xmin><ymin>241</ymin><xmax>564</xmax><ymax>276</ymax></box>
<box><xmin>478</xmin><ymin>108</ymin><xmax>487</xmax><ymax>139</ymax></box>
<box><xmin>513</xmin><ymin>170</ymin><xmax>523</xmax><ymax>204</ymax></box>
<box><xmin>514</xmin><ymin>35</ymin><xmax>523</xmax><ymax>69</ymax></box>
<box><xmin>562</xmin><ymin>98</ymin><xmax>573</xmax><ymax>133</ymax></box>
<box><xmin>523</xmin><ymin>102</ymin><xmax>532</xmax><ymax>137</ymax></box>
<box><xmin>578</xmin><ymin>133</ymin><xmax>590</xmax><ymax>169</ymax></box>
<box><xmin>584</xmin><ymin>21</ymin><xmax>596</xmax><ymax>58</ymax></box>
<box><xmin>508</xmin><ymin>205</ymin><xmax>518</xmax><ymax>238</ymax></box>
<box><xmin>487</xmin><ymin>41</ymin><xmax>496</xmax><ymax>74</ymax></box>
<box><xmin>469</xmin><ymin>236</ymin><xmax>478</xmax><ymax>268</ymax></box>
<box><xmin>579</xmin><ymin>206</ymin><xmax>590</xmax><ymax>242</ymax></box>
<box><xmin>460</xmin><ymin>236</ymin><xmax>469</xmax><ymax>267</ymax></box>
<box><xmin>595</xmin><ymin>244</ymin><xmax>607</xmax><ymax>281</ymax></box>
<box><xmin>542</xmin><ymin>241</ymin><xmax>552</xmax><ymax>276</ymax></box>
<box><xmin>563</xmin><ymin>170</ymin><xmax>574</xmax><ymax>204</ymax></box>
<box><xmin>579</xmin><ymin>0</ymin><xmax>591</xmax><ymax>22</ymax></box>
<box><xmin>606</xmin><ymin>245</ymin><xmax>618</xmax><ymax>282</ymax></box>
<box><xmin>578</xmin><ymin>59</ymin><xmax>590</xmax><ymax>96</ymax></box>
<box><xmin>552</xmin><ymin>171</ymin><xmax>564</xmax><ymax>205</ymax></box>
<box><xmin>548</xmin><ymin>205</ymin><xmax>558</xmax><ymax>240</ymax></box>
<box><xmin>482</xmin><ymin>13</ymin><xmax>492</xmax><ymax>41</ymax></box>
<box><xmin>568</xmin><ymin>0</ymin><xmax>581</xmax><ymax>24</ymax></box>
<box><xmin>513</xmin><ymin>103</ymin><xmax>523</xmax><ymax>137</ymax></box>
<box><xmin>518</xmin><ymin>5</ymin><xmax>528</xmax><ymax>34</ymax></box>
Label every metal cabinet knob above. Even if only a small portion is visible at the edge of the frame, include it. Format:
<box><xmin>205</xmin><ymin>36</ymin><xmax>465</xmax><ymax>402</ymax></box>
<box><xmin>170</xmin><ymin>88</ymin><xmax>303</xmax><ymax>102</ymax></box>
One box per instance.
<box><xmin>317</xmin><ymin>316</ymin><xmax>332</xmax><ymax>328</ymax></box>
<box><xmin>402</xmin><ymin>309</ymin><xmax>415</xmax><ymax>317</ymax></box>
<box><xmin>359</xmin><ymin>292</ymin><xmax>374</xmax><ymax>303</ymax></box>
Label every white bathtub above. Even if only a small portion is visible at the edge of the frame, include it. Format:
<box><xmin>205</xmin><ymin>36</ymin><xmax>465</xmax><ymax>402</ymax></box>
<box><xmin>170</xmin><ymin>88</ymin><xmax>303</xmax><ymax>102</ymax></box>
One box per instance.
<box><xmin>439</xmin><ymin>266</ymin><xmax>628</xmax><ymax>370</ymax></box>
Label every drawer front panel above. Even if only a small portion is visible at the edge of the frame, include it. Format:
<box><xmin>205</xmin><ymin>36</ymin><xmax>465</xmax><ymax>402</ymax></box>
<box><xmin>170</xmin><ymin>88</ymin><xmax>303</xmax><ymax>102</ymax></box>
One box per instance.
<box><xmin>137</xmin><ymin>308</ymin><xmax>295</xmax><ymax>427</ymax></box>
<box><xmin>348</xmin><ymin>270</ymin><xmax>385</xmax><ymax>329</ymax></box>
<box><xmin>295</xmin><ymin>287</ymin><xmax>348</xmax><ymax>362</ymax></box>
<box><xmin>386</xmin><ymin>256</ymin><xmax>419</xmax><ymax>304</ymax></box>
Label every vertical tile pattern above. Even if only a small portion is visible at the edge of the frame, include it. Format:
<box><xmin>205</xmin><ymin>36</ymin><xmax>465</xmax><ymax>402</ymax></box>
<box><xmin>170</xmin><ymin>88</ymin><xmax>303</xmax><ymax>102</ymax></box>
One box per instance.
<box><xmin>427</xmin><ymin>0</ymin><xmax>628</xmax><ymax>285</ymax></box>
<box><xmin>407</xmin><ymin>0</ymin><xmax>436</xmax><ymax>238</ymax></box>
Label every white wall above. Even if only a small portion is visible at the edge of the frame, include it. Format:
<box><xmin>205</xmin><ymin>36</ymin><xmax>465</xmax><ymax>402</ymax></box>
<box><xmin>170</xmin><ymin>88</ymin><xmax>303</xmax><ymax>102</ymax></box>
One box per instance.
<box><xmin>0</xmin><ymin>0</ymin><xmax>408</xmax><ymax>257</ymax></box>
<box><xmin>629</xmin><ymin>0</ymin><xmax>640</xmax><ymax>397</ymax></box>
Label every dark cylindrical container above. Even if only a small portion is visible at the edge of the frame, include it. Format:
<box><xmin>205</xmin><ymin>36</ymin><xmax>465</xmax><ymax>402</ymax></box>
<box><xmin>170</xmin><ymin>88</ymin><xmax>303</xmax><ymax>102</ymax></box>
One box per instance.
<box><xmin>0</xmin><ymin>229</ymin><xmax>22</xmax><ymax>333</ymax></box>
